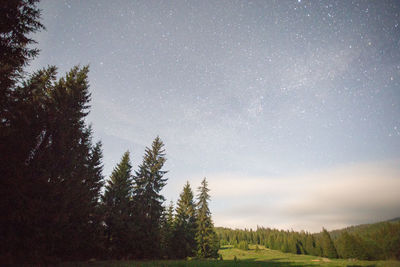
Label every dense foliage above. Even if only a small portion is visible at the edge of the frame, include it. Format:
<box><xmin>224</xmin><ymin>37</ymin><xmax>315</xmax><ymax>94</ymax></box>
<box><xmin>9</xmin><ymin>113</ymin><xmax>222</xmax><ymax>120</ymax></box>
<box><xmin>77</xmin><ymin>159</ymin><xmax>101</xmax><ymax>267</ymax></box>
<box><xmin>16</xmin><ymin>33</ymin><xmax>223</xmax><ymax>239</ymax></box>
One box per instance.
<box><xmin>1</xmin><ymin>58</ymin><xmax>105</xmax><ymax>262</ymax></box>
<box><xmin>133</xmin><ymin>137</ymin><xmax>168</xmax><ymax>258</ymax></box>
<box><xmin>102</xmin><ymin>151</ymin><xmax>135</xmax><ymax>258</ymax></box>
<box><xmin>173</xmin><ymin>182</ymin><xmax>197</xmax><ymax>258</ymax></box>
<box><xmin>216</xmin><ymin>219</ymin><xmax>400</xmax><ymax>260</ymax></box>
<box><xmin>0</xmin><ymin>0</ymin><xmax>43</xmax><ymax>98</ymax></box>
<box><xmin>196</xmin><ymin>178</ymin><xmax>220</xmax><ymax>258</ymax></box>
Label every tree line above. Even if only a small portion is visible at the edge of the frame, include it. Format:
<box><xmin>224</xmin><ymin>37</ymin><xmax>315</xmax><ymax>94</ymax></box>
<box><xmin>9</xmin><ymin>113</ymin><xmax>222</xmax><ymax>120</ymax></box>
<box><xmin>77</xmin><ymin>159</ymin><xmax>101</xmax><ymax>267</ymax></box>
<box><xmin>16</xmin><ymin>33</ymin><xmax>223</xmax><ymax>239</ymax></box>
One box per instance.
<box><xmin>0</xmin><ymin>0</ymin><xmax>218</xmax><ymax>263</ymax></box>
<box><xmin>216</xmin><ymin>220</ymin><xmax>400</xmax><ymax>260</ymax></box>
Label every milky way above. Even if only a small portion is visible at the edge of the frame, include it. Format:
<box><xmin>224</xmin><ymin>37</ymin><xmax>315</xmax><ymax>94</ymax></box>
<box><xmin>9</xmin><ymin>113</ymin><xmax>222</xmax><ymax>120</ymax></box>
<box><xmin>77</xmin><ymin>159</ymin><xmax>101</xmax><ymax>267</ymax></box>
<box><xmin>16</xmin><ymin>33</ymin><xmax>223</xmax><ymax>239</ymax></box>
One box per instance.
<box><xmin>30</xmin><ymin>0</ymin><xmax>400</xmax><ymax>231</ymax></box>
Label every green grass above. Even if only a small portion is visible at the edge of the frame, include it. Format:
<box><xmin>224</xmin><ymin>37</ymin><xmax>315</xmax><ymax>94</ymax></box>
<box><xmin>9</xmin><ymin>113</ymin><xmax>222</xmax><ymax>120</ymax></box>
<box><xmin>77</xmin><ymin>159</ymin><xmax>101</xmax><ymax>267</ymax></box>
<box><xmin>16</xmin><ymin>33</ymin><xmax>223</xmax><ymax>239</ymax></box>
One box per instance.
<box><xmin>60</xmin><ymin>245</ymin><xmax>400</xmax><ymax>267</ymax></box>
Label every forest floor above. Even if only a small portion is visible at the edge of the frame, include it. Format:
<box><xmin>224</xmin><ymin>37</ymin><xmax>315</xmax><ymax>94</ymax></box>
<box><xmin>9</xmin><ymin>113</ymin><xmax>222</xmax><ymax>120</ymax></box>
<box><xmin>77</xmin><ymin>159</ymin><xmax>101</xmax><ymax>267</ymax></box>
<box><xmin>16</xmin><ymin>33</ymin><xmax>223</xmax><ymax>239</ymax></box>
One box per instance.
<box><xmin>61</xmin><ymin>245</ymin><xmax>400</xmax><ymax>266</ymax></box>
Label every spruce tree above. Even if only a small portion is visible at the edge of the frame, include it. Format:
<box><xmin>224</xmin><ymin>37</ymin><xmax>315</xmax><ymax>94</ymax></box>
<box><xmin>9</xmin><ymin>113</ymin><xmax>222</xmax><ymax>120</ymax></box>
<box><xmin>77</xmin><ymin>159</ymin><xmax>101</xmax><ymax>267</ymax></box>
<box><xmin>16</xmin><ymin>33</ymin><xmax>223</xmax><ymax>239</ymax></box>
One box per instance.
<box><xmin>80</xmin><ymin>139</ymin><xmax>105</xmax><ymax>257</ymax></box>
<box><xmin>320</xmin><ymin>228</ymin><xmax>338</xmax><ymax>258</ymax></box>
<box><xmin>287</xmin><ymin>234</ymin><xmax>298</xmax><ymax>254</ymax></box>
<box><xmin>133</xmin><ymin>136</ymin><xmax>168</xmax><ymax>258</ymax></box>
<box><xmin>43</xmin><ymin>66</ymin><xmax>102</xmax><ymax>260</ymax></box>
<box><xmin>1</xmin><ymin>65</ymin><xmax>105</xmax><ymax>262</ymax></box>
<box><xmin>0</xmin><ymin>1</ymin><xmax>44</xmax><ymax>261</ymax></box>
<box><xmin>196</xmin><ymin>178</ymin><xmax>219</xmax><ymax>258</ymax></box>
<box><xmin>238</xmin><ymin>240</ymin><xmax>249</xmax><ymax>250</ymax></box>
<box><xmin>268</xmin><ymin>233</ymin><xmax>275</xmax><ymax>249</ymax></box>
<box><xmin>86</xmin><ymin>141</ymin><xmax>105</xmax><ymax>208</ymax></box>
<box><xmin>0</xmin><ymin>1</ymin><xmax>106</xmax><ymax>262</ymax></box>
<box><xmin>336</xmin><ymin>231</ymin><xmax>368</xmax><ymax>260</ymax></box>
<box><xmin>304</xmin><ymin>233</ymin><xmax>317</xmax><ymax>256</ymax></box>
<box><xmin>0</xmin><ymin>0</ymin><xmax>44</xmax><ymax>100</ymax></box>
<box><xmin>102</xmin><ymin>151</ymin><xmax>134</xmax><ymax>258</ymax></box>
<box><xmin>166</xmin><ymin>201</ymin><xmax>175</xmax><ymax>234</ymax></box>
<box><xmin>173</xmin><ymin>182</ymin><xmax>197</xmax><ymax>258</ymax></box>
<box><xmin>160</xmin><ymin>201</ymin><xmax>175</xmax><ymax>258</ymax></box>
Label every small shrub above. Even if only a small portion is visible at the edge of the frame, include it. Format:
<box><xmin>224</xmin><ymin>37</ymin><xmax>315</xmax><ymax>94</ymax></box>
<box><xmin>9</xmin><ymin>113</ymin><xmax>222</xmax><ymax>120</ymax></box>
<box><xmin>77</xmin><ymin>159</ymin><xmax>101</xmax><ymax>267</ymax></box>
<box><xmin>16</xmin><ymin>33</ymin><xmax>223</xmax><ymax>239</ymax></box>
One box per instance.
<box><xmin>238</xmin><ymin>240</ymin><xmax>249</xmax><ymax>250</ymax></box>
<box><xmin>220</xmin><ymin>239</ymin><xmax>229</xmax><ymax>246</ymax></box>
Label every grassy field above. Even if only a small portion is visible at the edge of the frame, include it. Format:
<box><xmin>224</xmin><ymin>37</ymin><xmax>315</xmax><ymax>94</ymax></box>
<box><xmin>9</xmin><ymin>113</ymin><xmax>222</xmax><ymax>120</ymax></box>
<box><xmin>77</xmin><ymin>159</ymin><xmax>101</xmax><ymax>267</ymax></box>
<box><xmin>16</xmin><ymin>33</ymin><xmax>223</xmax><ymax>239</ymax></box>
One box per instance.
<box><xmin>61</xmin><ymin>245</ymin><xmax>400</xmax><ymax>267</ymax></box>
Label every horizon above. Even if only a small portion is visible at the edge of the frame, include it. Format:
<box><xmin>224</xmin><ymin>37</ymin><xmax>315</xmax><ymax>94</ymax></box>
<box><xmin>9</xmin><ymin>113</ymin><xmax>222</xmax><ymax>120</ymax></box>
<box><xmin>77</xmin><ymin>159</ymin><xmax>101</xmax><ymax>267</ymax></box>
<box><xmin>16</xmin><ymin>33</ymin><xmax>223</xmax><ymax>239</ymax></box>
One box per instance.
<box><xmin>28</xmin><ymin>0</ymin><xmax>400</xmax><ymax>232</ymax></box>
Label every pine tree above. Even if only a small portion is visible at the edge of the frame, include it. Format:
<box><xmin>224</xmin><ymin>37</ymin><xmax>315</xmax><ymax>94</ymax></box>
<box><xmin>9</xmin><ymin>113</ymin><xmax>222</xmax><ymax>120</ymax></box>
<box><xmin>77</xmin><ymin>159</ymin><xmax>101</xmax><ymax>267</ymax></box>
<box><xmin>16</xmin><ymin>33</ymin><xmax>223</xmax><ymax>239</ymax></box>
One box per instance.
<box><xmin>0</xmin><ymin>0</ymin><xmax>44</xmax><ymax>101</ymax></box>
<box><xmin>304</xmin><ymin>233</ymin><xmax>317</xmax><ymax>256</ymax></box>
<box><xmin>336</xmin><ymin>231</ymin><xmax>368</xmax><ymax>260</ymax></box>
<box><xmin>0</xmin><ymin>1</ymin><xmax>106</xmax><ymax>262</ymax></box>
<box><xmin>160</xmin><ymin>201</ymin><xmax>175</xmax><ymax>258</ymax></box>
<box><xmin>86</xmin><ymin>141</ymin><xmax>105</xmax><ymax>208</ymax></box>
<box><xmin>166</xmin><ymin>201</ymin><xmax>175</xmax><ymax>233</ymax></box>
<box><xmin>238</xmin><ymin>240</ymin><xmax>249</xmax><ymax>250</ymax></box>
<box><xmin>80</xmin><ymin>139</ymin><xmax>105</xmax><ymax>257</ymax></box>
<box><xmin>268</xmin><ymin>233</ymin><xmax>275</xmax><ymax>249</ymax></box>
<box><xmin>0</xmin><ymin>1</ymin><xmax>44</xmax><ymax>261</ymax></box>
<box><xmin>43</xmin><ymin>66</ymin><xmax>102</xmax><ymax>260</ymax></box>
<box><xmin>320</xmin><ymin>228</ymin><xmax>338</xmax><ymax>258</ymax></box>
<box><xmin>133</xmin><ymin>136</ymin><xmax>168</xmax><ymax>258</ymax></box>
<box><xmin>275</xmin><ymin>232</ymin><xmax>284</xmax><ymax>250</ymax></box>
<box><xmin>287</xmin><ymin>234</ymin><xmax>298</xmax><ymax>254</ymax></box>
<box><xmin>173</xmin><ymin>182</ymin><xmax>197</xmax><ymax>258</ymax></box>
<box><xmin>102</xmin><ymin>151</ymin><xmax>134</xmax><ymax>258</ymax></box>
<box><xmin>281</xmin><ymin>236</ymin><xmax>289</xmax><ymax>253</ymax></box>
<box><xmin>196</xmin><ymin>178</ymin><xmax>219</xmax><ymax>258</ymax></box>
<box><xmin>1</xmin><ymin>65</ymin><xmax>106</xmax><ymax>263</ymax></box>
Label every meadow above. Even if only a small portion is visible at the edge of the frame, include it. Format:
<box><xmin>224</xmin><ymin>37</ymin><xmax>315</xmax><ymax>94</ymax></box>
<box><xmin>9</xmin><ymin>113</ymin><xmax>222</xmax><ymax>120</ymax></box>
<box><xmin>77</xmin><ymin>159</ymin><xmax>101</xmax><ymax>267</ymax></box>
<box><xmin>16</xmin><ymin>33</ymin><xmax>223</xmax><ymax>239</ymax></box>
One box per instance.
<box><xmin>61</xmin><ymin>245</ymin><xmax>400</xmax><ymax>267</ymax></box>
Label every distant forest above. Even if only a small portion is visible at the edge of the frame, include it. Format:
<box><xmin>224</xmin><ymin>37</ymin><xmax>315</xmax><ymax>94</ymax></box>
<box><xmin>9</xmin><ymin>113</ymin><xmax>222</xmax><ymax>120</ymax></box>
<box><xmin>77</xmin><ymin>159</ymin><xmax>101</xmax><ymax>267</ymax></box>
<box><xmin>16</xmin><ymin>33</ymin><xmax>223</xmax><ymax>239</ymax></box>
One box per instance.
<box><xmin>216</xmin><ymin>219</ymin><xmax>400</xmax><ymax>260</ymax></box>
<box><xmin>1</xmin><ymin>0</ymin><xmax>399</xmax><ymax>265</ymax></box>
<box><xmin>0</xmin><ymin>0</ymin><xmax>218</xmax><ymax>264</ymax></box>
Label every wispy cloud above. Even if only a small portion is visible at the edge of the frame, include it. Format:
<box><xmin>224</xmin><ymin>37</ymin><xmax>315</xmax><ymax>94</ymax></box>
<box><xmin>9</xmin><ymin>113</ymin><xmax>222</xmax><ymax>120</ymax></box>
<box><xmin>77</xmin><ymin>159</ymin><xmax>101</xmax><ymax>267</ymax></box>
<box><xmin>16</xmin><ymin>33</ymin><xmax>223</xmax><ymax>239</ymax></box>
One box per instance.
<box><xmin>204</xmin><ymin>159</ymin><xmax>400</xmax><ymax>232</ymax></box>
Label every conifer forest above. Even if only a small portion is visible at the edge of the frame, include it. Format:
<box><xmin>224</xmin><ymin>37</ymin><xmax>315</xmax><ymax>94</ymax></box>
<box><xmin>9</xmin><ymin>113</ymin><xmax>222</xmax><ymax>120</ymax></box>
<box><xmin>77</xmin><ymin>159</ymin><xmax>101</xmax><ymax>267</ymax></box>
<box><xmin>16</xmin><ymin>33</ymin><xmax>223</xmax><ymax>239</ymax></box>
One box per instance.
<box><xmin>1</xmin><ymin>0</ymin><xmax>400</xmax><ymax>265</ymax></box>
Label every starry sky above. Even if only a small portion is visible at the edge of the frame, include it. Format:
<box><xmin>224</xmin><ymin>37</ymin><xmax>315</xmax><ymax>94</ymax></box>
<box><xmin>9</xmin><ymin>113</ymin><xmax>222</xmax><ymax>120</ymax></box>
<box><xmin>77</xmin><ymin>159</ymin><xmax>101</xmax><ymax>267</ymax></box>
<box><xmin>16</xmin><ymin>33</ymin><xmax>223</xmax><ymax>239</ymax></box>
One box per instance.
<box><xmin>29</xmin><ymin>0</ymin><xmax>400</xmax><ymax>232</ymax></box>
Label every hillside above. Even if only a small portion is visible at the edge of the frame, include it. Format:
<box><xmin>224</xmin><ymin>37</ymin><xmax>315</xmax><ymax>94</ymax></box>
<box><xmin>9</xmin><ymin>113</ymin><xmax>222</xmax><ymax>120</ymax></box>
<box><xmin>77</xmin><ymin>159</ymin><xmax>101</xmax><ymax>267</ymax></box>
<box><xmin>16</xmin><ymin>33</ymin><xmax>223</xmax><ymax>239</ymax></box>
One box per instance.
<box><xmin>216</xmin><ymin>218</ymin><xmax>400</xmax><ymax>260</ymax></box>
<box><xmin>329</xmin><ymin>217</ymin><xmax>400</xmax><ymax>239</ymax></box>
<box><xmin>60</xmin><ymin>245</ymin><xmax>400</xmax><ymax>266</ymax></box>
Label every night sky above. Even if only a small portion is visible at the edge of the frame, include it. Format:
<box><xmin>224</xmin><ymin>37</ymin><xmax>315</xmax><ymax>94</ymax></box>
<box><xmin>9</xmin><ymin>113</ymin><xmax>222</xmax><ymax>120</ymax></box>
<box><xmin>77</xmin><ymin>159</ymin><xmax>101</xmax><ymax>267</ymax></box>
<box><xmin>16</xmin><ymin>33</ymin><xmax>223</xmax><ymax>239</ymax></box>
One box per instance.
<box><xmin>29</xmin><ymin>0</ymin><xmax>400</xmax><ymax>232</ymax></box>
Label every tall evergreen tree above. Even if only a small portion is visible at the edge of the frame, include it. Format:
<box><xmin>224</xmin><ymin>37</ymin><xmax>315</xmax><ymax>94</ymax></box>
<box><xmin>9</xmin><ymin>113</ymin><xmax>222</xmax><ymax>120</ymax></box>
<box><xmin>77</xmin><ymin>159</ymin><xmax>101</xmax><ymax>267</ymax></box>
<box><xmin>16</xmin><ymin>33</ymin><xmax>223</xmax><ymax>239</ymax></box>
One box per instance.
<box><xmin>1</xmin><ymin>65</ymin><xmax>105</xmax><ymax>263</ymax></box>
<box><xmin>40</xmin><ymin>66</ymin><xmax>100</xmax><ymax>260</ymax></box>
<box><xmin>173</xmin><ymin>182</ymin><xmax>197</xmax><ymax>258</ymax></box>
<box><xmin>102</xmin><ymin>151</ymin><xmax>134</xmax><ymax>258</ymax></box>
<box><xmin>86</xmin><ymin>141</ymin><xmax>105</xmax><ymax>208</ymax></box>
<box><xmin>320</xmin><ymin>228</ymin><xmax>338</xmax><ymax>258</ymax></box>
<box><xmin>0</xmin><ymin>1</ymin><xmax>44</xmax><ymax>261</ymax></box>
<box><xmin>304</xmin><ymin>233</ymin><xmax>317</xmax><ymax>255</ymax></box>
<box><xmin>196</xmin><ymin>178</ymin><xmax>219</xmax><ymax>258</ymax></box>
<box><xmin>336</xmin><ymin>231</ymin><xmax>368</xmax><ymax>260</ymax></box>
<box><xmin>133</xmin><ymin>136</ymin><xmax>168</xmax><ymax>258</ymax></box>
<box><xmin>83</xmin><ymin>141</ymin><xmax>105</xmax><ymax>257</ymax></box>
<box><xmin>0</xmin><ymin>0</ymin><xmax>44</xmax><ymax>101</ymax></box>
<box><xmin>160</xmin><ymin>201</ymin><xmax>175</xmax><ymax>259</ymax></box>
<box><xmin>166</xmin><ymin>201</ymin><xmax>175</xmax><ymax>234</ymax></box>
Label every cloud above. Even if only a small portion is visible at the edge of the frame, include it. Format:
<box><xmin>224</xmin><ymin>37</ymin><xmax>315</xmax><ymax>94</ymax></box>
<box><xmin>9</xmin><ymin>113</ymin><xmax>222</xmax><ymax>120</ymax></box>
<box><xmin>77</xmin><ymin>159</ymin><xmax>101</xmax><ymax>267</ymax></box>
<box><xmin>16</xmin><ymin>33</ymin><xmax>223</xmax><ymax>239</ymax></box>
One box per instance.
<box><xmin>203</xmin><ymin>159</ymin><xmax>400</xmax><ymax>232</ymax></box>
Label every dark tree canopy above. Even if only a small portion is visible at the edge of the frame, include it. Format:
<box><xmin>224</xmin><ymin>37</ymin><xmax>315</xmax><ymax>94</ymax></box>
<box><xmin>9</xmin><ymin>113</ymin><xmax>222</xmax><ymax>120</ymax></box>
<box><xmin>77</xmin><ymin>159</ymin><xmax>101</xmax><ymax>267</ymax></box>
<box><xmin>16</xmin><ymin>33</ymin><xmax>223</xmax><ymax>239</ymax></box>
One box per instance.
<box><xmin>0</xmin><ymin>65</ymin><xmax>105</xmax><ymax>263</ymax></box>
<box><xmin>320</xmin><ymin>228</ymin><xmax>338</xmax><ymax>259</ymax></box>
<box><xmin>102</xmin><ymin>151</ymin><xmax>135</xmax><ymax>258</ymax></box>
<box><xmin>133</xmin><ymin>136</ymin><xmax>168</xmax><ymax>258</ymax></box>
<box><xmin>0</xmin><ymin>0</ymin><xmax>44</xmax><ymax>105</ymax></box>
<box><xmin>173</xmin><ymin>182</ymin><xmax>197</xmax><ymax>258</ymax></box>
<box><xmin>196</xmin><ymin>178</ymin><xmax>219</xmax><ymax>258</ymax></box>
<box><xmin>160</xmin><ymin>201</ymin><xmax>175</xmax><ymax>259</ymax></box>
